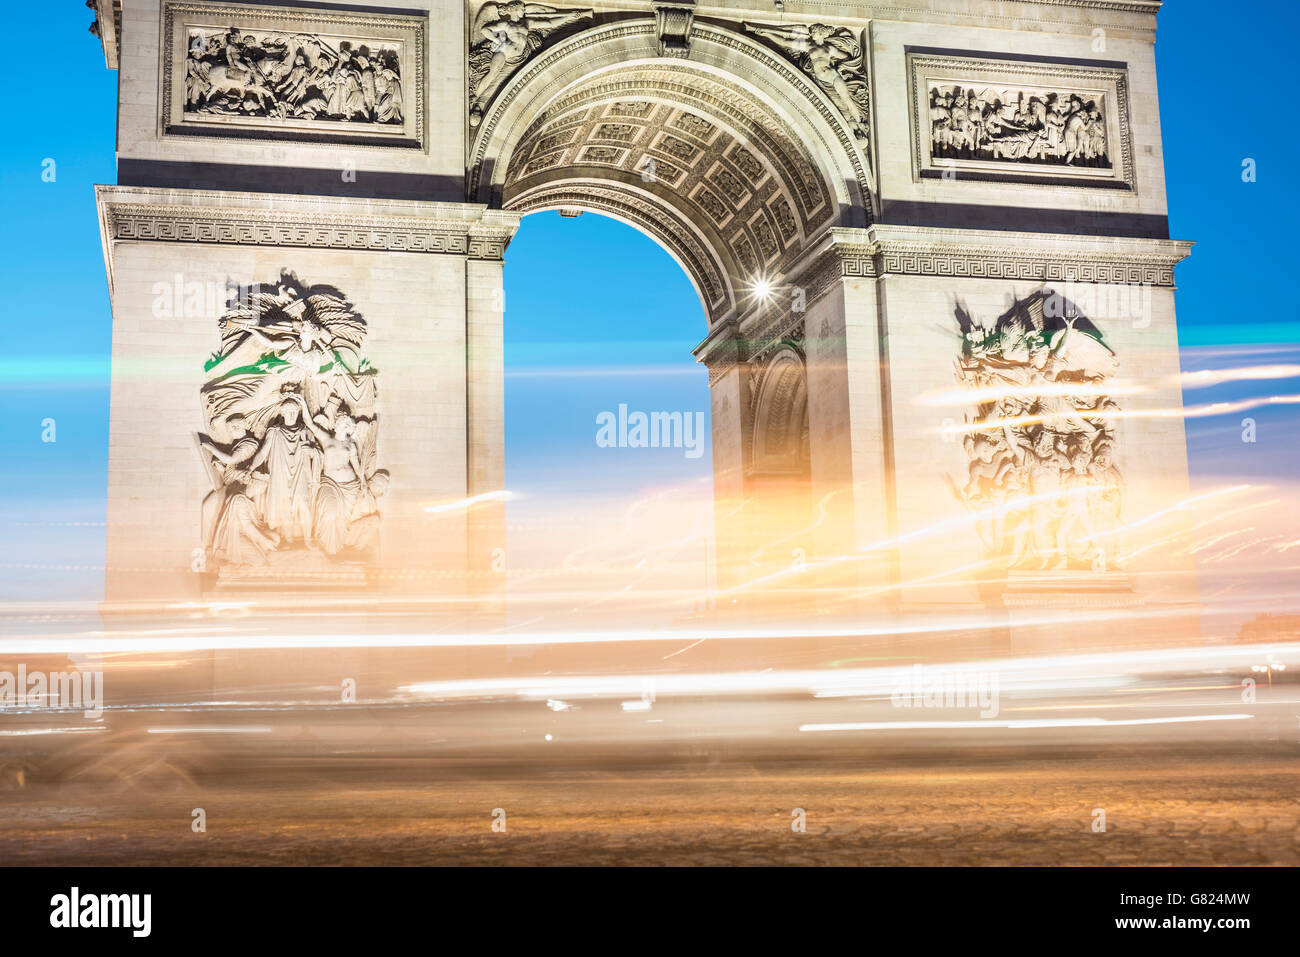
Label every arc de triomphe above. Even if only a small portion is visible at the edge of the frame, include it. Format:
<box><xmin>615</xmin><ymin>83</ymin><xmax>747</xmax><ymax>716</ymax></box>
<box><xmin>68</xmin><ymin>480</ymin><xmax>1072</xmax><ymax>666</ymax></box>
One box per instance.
<box><xmin>86</xmin><ymin>0</ymin><xmax>1196</xmax><ymax>640</ymax></box>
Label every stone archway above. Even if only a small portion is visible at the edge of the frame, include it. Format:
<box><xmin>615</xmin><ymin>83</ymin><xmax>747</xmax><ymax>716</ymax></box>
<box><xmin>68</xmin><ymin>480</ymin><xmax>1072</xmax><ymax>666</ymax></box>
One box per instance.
<box><xmin>751</xmin><ymin>346</ymin><xmax>809</xmax><ymax>475</ymax></box>
<box><xmin>462</xmin><ymin>15</ymin><xmax>875</xmax><ymax>600</ymax></box>
<box><xmin>470</xmin><ymin>17</ymin><xmax>874</xmax><ymax>315</ymax></box>
<box><xmin>87</xmin><ymin>0</ymin><xmax>1201</xmax><ymax>644</ymax></box>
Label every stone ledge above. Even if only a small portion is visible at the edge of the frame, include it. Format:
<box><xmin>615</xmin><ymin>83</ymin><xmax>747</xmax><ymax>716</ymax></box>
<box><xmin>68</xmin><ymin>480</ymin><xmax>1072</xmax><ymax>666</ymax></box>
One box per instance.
<box><xmin>94</xmin><ymin>186</ymin><xmax>522</xmax><ymax>293</ymax></box>
<box><xmin>791</xmin><ymin>224</ymin><xmax>1191</xmax><ymax>303</ymax></box>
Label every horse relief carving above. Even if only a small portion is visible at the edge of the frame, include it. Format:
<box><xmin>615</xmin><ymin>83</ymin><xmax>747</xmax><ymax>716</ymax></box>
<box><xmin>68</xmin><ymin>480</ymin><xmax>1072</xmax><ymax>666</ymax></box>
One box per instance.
<box><xmin>184</xmin><ymin>27</ymin><xmax>404</xmax><ymax>126</ymax></box>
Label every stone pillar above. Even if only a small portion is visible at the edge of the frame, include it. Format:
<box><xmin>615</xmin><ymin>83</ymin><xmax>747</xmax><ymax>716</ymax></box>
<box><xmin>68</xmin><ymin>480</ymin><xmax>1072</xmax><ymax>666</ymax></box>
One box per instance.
<box><xmin>695</xmin><ymin>322</ymin><xmax>747</xmax><ymax>600</ymax></box>
<box><xmin>465</xmin><ymin>215</ymin><xmax>521</xmax><ymax>606</ymax></box>
<box><xmin>95</xmin><ymin>186</ymin><xmax>517</xmax><ymax>603</ymax></box>
<box><xmin>796</xmin><ymin>230</ymin><xmax>896</xmax><ymax>605</ymax></box>
<box><xmin>864</xmin><ymin>225</ymin><xmax>1197</xmax><ymax>648</ymax></box>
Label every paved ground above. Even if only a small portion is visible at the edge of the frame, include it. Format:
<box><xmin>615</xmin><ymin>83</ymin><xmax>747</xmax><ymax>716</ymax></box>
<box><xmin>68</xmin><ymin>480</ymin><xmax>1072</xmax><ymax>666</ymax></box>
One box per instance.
<box><xmin>4</xmin><ymin>752</ymin><xmax>1298</xmax><ymax>865</ymax></box>
<box><xmin>3</xmin><ymin>634</ymin><xmax>1298</xmax><ymax>865</ymax></box>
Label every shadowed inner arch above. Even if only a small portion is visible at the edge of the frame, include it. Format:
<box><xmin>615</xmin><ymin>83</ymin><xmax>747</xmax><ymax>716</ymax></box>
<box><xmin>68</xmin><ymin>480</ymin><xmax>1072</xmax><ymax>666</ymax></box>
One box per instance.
<box><xmin>500</xmin><ymin>64</ymin><xmax>841</xmax><ymax>326</ymax></box>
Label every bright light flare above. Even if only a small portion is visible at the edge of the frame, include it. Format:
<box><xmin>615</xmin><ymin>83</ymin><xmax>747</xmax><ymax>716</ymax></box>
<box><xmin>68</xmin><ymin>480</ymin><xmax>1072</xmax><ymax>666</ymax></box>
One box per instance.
<box><xmin>423</xmin><ymin>490</ymin><xmax>515</xmax><ymax>514</ymax></box>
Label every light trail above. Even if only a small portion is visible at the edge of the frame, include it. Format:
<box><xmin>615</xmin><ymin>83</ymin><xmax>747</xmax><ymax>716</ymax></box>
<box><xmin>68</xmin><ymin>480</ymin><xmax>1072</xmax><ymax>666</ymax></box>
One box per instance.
<box><xmin>0</xmin><ymin>727</ymin><xmax>106</xmax><ymax>736</ymax></box>
<box><xmin>918</xmin><ymin>381</ymin><xmax>1149</xmax><ymax>406</ymax></box>
<box><xmin>799</xmin><ymin>714</ymin><xmax>1254</xmax><ymax>732</ymax></box>
<box><xmin>423</xmin><ymin>490</ymin><xmax>515</xmax><ymax>514</ymax></box>
<box><xmin>145</xmin><ymin>726</ymin><xmax>272</xmax><ymax>734</ymax></box>
<box><xmin>920</xmin><ymin>364</ymin><xmax>1300</xmax><ymax>413</ymax></box>
<box><xmin>947</xmin><ymin>394</ymin><xmax>1300</xmax><ymax>434</ymax></box>
<box><xmin>1180</xmin><ymin>364</ymin><xmax>1300</xmax><ymax>388</ymax></box>
<box><xmin>0</xmin><ymin>601</ymin><xmax>1277</xmax><ymax>655</ymax></box>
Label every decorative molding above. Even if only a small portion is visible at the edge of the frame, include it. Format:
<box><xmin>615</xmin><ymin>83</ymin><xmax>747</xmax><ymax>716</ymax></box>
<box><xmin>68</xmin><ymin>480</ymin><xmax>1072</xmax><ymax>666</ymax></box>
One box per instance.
<box><xmin>655</xmin><ymin>5</ymin><xmax>695</xmax><ymax>58</ymax></box>
<box><xmin>907</xmin><ymin>49</ymin><xmax>1133</xmax><ymax>191</ymax></box>
<box><xmin>772</xmin><ymin>0</ymin><xmax>1160</xmax><ymax>35</ymax></box>
<box><xmin>693</xmin><ymin>320</ymin><xmax>740</xmax><ymax>384</ymax></box>
<box><xmin>89</xmin><ymin>0</ymin><xmax>122</xmax><ymax>70</ymax></box>
<box><xmin>468</xmin><ymin>221</ymin><xmax>518</xmax><ymax>260</ymax></box>
<box><xmin>97</xmin><ymin>193</ymin><xmax>521</xmax><ymax>280</ymax></box>
<box><xmin>705</xmin><ymin>349</ymin><xmax>738</xmax><ymax>386</ymax></box>
<box><xmin>796</xmin><ymin>226</ymin><xmax>1190</xmax><ymax>308</ymax></box>
<box><xmin>160</xmin><ymin>1</ymin><xmax>425</xmax><ymax>149</ymax></box>
<box><xmin>105</xmin><ymin>203</ymin><xmax>475</xmax><ymax>254</ymax></box>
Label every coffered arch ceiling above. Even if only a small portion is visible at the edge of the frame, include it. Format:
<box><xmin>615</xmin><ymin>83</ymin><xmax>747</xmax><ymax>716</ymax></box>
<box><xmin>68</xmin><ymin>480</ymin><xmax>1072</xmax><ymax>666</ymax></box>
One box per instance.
<box><xmin>471</xmin><ymin>19</ymin><xmax>875</xmax><ymax>326</ymax></box>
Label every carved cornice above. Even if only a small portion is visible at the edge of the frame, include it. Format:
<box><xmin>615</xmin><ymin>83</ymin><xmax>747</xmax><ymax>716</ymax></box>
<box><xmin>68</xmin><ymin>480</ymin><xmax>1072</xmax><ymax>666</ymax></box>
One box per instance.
<box><xmin>468</xmin><ymin>214</ymin><xmax>521</xmax><ymax>261</ymax></box>
<box><xmin>795</xmin><ymin>225</ymin><xmax>1191</xmax><ymax>307</ymax></box>
<box><xmin>88</xmin><ymin>0</ymin><xmax>121</xmax><ymax>70</ymax></box>
<box><xmin>94</xmin><ymin>187</ymin><xmax>520</xmax><ymax>289</ymax></box>
<box><xmin>105</xmin><ymin>204</ymin><xmax>477</xmax><ymax>252</ymax></box>
<box><xmin>792</xmin><ymin>1</ymin><xmax>1160</xmax><ymax>36</ymax></box>
<box><xmin>693</xmin><ymin>320</ymin><xmax>740</xmax><ymax>385</ymax></box>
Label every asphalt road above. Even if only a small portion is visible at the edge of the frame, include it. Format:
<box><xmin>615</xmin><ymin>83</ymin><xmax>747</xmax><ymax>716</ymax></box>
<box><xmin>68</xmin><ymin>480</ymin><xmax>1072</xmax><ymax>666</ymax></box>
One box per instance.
<box><xmin>3</xmin><ymin>751</ymin><xmax>1298</xmax><ymax>866</ymax></box>
<box><xmin>2</xmin><ymin>679</ymin><xmax>1297</xmax><ymax>865</ymax></box>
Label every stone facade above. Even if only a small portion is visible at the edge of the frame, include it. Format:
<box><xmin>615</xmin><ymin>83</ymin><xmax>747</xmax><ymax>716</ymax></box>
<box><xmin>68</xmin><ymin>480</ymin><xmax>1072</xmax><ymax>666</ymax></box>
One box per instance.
<box><xmin>89</xmin><ymin>0</ymin><xmax>1196</xmax><ymax>644</ymax></box>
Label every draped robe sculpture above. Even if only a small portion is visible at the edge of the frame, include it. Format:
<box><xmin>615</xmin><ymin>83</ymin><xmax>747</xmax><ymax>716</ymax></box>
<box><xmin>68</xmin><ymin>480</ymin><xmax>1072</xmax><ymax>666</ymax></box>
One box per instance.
<box><xmin>195</xmin><ymin>273</ymin><xmax>389</xmax><ymax>578</ymax></box>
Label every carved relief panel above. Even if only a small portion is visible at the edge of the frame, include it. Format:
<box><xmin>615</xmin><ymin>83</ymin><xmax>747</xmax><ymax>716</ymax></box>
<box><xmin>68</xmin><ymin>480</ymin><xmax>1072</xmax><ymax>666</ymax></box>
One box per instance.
<box><xmin>197</xmin><ymin>273</ymin><xmax>389</xmax><ymax>584</ymax></box>
<box><xmin>468</xmin><ymin>3</ymin><xmax>594</xmax><ymax>127</ymax></box>
<box><xmin>948</xmin><ymin>291</ymin><xmax>1124</xmax><ymax>573</ymax></box>
<box><xmin>162</xmin><ymin>1</ymin><xmax>425</xmax><ymax>148</ymax></box>
<box><xmin>908</xmin><ymin>50</ymin><xmax>1133</xmax><ymax>189</ymax></box>
<box><xmin>743</xmin><ymin>21</ymin><xmax>869</xmax><ymax>143</ymax></box>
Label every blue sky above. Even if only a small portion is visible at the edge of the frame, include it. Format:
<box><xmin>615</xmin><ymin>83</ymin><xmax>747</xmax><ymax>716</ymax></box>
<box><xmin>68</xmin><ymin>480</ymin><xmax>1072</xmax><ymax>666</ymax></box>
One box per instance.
<box><xmin>0</xmin><ymin>1</ymin><xmax>1295</xmax><ymax>602</ymax></box>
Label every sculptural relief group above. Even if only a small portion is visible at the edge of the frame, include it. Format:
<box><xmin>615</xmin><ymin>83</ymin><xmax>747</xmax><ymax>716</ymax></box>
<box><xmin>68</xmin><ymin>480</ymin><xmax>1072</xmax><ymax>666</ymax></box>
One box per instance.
<box><xmin>929</xmin><ymin>84</ymin><xmax>1110</xmax><ymax>167</ymax></box>
<box><xmin>743</xmin><ymin>22</ymin><xmax>870</xmax><ymax>141</ymax></box>
<box><xmin>196</xmin><ymin>275</ymin><xmax>389</xmax><ymax>576</ymax></box>
<box><xmin>184</xmin><ymin>26</ymin><xmax>403</xmax><ymax>125</ymax></box>
<box><xmin>951</xmin><ymin>292</ymin><xmax>1123</xmax><ymax>573</ymax></box>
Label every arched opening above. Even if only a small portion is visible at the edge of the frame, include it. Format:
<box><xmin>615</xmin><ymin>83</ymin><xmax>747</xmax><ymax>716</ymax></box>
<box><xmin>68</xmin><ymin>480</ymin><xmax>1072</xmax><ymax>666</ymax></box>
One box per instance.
<box><xmin>473</xmin><ymin>18</ymin><xmax>873</xmax><ymax>320</ymax></box>
<box><xmin>472</xmin><ymin>17</ymin><xmax>866</xmax><ymax>618</ymax></box>
<box><xmin>502</xmin><ymin>209</ymin><xmax>717</xmax><ymax>627</ymax></box>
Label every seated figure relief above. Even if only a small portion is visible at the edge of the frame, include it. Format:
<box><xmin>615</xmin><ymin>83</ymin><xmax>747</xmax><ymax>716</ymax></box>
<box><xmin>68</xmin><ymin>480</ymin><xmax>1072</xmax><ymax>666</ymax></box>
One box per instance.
<box><xmin>928</xmin><ymin>85</ymin><xmax>1109</xmax><ymax>169</ymax></box>
<box><xmin>184</xmin><ymin>27</ymin><xmax>403</xmax><ymax>125</ymax></box>
<box><xmin>947</xmin><ymin>291</ymin><xmax>1124</xmax><ymax>573</ymax></box>
<box><xmin>196</xmin><ymin>273</ymin><xmax>389</xmax><ymax>577</ymax></box>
